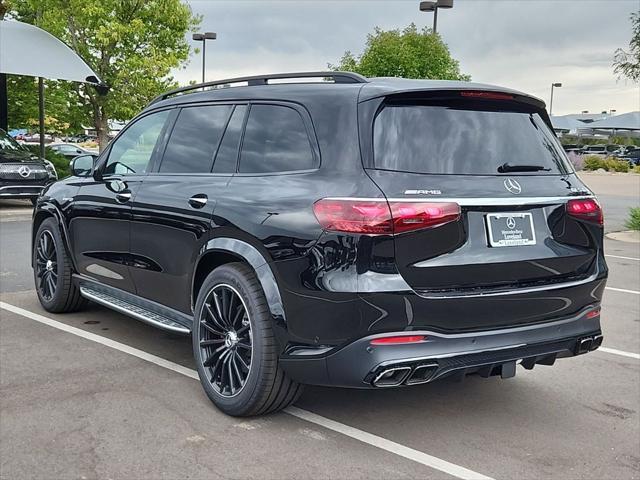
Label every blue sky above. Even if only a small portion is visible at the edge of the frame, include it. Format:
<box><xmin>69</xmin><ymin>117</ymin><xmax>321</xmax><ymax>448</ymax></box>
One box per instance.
<box><xmin>178</xmin><ymin>0</ymin><xmax>639</xmax><ymax>116</ymax></box>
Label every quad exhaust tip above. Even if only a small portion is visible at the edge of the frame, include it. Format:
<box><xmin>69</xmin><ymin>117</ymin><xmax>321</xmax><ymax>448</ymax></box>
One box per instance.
<box><xmin>372</xmin><ymin>363</ymin><xmax>438</xmax><ymax>387</ymax></box>
<box><xmin>372</xmin><ymin>366</ymin><xmax>412</xmax><ymax>387</ymax></box>
<box><xmin>576</xmin><ymin>334</ymin><xmax>603</xmax><ymax>355</ymax></box>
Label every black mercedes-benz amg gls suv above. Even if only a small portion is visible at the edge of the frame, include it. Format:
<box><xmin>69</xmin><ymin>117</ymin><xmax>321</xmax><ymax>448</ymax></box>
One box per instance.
<box><xmin>32</xmin><ymin>72</ymin><xmax>607</xmax><ymax>416</ymax></box>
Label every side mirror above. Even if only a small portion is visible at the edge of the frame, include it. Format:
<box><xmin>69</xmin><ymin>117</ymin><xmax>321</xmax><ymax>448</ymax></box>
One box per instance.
<box><xmin>71</xmin><ymin>155</ymin><xmax>97</xmax><ymax>177</ymax></box>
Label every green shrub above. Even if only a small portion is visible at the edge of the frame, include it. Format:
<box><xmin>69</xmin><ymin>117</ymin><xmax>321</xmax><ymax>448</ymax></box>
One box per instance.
<box><xmin>583</xmin><ymin>155</ymin><xmax>607</xmax><ymax>171</ymax></box>
<box><xmin>22</xmin><ymin>145</ymin><xmax>71</xmax><ymax>178</ymax></box>
<box><xmin>625</xmin><ymin>208</ymin><xmax>640</xmax><ymax>231</ymax></box>
<box><xmin>604</xmin><ymin>157</ymin><xmax>630</xmax><ymax>173</ymax></box>
<box><xmin>633</xmin><ymin>165</ymin><xmax>640</xmax><ymax>174</ymax></box>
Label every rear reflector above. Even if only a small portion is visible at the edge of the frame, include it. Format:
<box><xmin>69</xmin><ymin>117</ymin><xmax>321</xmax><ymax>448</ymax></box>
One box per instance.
<box><xmin>585</xmin><ymin>308</ymin><xmax>600</xmax><ymax>319</ymax></box>
<box><xmin>567</xmin><ymin>198</ymin><xmax>603</xmax><ymax>225</ymax></box>
<box><xmin>460</xmin><ymin>91</ymin><xmax>514</xmax><ymax>100</ymax></box>
<box><xmin>313</xmin><ymin>199</ymin><xmax>460</xmax><ymax>235</ymax></box>
<box><xmin>370</xmin><ymin>335</ymin><xmax>426</xmax><ymax>345</ymax></box>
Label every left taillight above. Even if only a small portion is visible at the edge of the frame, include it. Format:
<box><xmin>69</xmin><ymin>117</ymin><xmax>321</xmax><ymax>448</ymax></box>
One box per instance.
<box><xmin>566</xmin><ymin>198</ymin><xmax>603</xmax><ymax>225</ymax></box>
<box><xmin>313</xmin><ymin>198</ymin><xmax>460</xmax><ymax>235</ymax></box>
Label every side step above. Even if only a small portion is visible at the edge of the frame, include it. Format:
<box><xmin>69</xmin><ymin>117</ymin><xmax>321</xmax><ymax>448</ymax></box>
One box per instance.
<box><xmin>79</xmin><ymin>286</ymin><xmax>190</xmax><ymax>334</ymax></box>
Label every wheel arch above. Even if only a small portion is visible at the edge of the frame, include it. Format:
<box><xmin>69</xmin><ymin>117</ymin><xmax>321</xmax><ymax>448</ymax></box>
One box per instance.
<box><xmin>31</xmin><ymin>204</ymin><xmax>76</xmax><ymax>271</ymax></box>
<box><xmin>191</xmin><ymin>238</ymin><xmax>286</xmax><ymax>328</ymax></box>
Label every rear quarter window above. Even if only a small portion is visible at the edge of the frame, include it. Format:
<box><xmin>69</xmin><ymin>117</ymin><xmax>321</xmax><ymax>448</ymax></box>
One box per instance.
<box><xmin>373</xmin><ymin>104</ymin><xmax>570</xmax><ymax>175</ymax></box>
<box><xmin>239</xmin><ymin>104</ymin><xmax>317</xmax><ymax>174</ymax></box>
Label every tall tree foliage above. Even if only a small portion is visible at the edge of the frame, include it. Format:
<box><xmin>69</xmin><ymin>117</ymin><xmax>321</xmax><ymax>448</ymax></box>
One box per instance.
<box><xmin>613</xmin><ymin>12</ymin><xmax>640</xmax><ymax>83</ymax></box>
<box><xmin>331</xmin><ymin>23</ymin><xmax>470</xmax><ymax>81</ymax></box>
<box><xmin>8</xmin><ymin>0</ymin><xmax>200</xmax><ymax>149</ymax></box>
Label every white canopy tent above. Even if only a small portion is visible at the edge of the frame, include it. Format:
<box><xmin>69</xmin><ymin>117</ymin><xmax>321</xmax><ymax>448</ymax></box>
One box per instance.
<box><xmin>584</xmin><ymin>111</ymin><xmax>640</xmax><ymax>132</ymax></box>
<box><xmin>0</xmin><ymin>20</ymin><xmax>105</xmax><ymax>157</ymax></box>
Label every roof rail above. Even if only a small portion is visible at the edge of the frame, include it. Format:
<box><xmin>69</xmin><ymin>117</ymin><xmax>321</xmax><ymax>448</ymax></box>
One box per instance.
<box><xmin>149</xmin><ymin>71</ymin><xmax>368</xmax><ymax>105</ymax></box>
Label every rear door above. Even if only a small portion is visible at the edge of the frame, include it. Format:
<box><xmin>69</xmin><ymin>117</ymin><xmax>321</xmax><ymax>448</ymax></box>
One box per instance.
<box><xmin>366</xmin><ymin>94</ymin><xmax>600</xmax><ymax>296</ymax></box>
<box><xmin>128</xmin><ymin>103</ymin><xmax>245</xmax><ymax>314</ymax></box>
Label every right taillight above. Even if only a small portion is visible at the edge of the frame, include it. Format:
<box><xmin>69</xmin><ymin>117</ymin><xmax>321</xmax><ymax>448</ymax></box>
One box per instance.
<box><xmin>313</xmin><ymin>198</ymin><xmax>460</xmax><ymax>235</ymax></box>
<box><xmin>566</xmin><ymin>198</ymin><xmax>603</xmax><ymax>225</ymax></box>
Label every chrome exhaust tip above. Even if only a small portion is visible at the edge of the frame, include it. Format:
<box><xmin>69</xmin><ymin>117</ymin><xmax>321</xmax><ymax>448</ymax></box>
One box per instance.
<box><xmin>590</xmin><ymin>334</ymin><xmax>603</xmax><ymax>351</ymax></box>
<box><xmin>405</xmin><ymin>364</ymin><xmax>438</xmax><ymax>385</ymax></box>
<box><xmin>576</xmin><ymin>337</ymin><xmax>593</xmax><ymax>354</ymax></box>
<box><xmin>372</xmin><ymin>366</ymin><xmax>412</xmax><ymax>387</ymax></box>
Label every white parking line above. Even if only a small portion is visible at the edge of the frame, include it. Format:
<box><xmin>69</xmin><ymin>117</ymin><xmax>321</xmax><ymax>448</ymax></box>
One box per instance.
<box><xmin>285</xmin><ymin>406</ymin><xmax>493</xmax><ymax>480</ymax></box>
<box><xmin>597</xmin><ymin>347</ymin><xmax>640</xmax><ymax>360</ymax></box>
<box><xmin>605</xmin><ymin>287</ymin><xmax>640</xmax><ymax>295</ymax></box>
<box><xmin>0</xmin><ymin>301</ymin><xmax>493</xmax><ymax>480</ymax></box>
<box><xmin>605</xmin><ymin>254</ymin><xmax>640</xmax><ymax>261</ymax></box>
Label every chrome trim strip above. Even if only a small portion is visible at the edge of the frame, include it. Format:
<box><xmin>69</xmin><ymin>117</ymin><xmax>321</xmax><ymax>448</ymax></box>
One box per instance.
<box><xmin>322</xmin><ymin>195</ymin><xmax>595</xmax><ymax>206</ymax></box>
<box><xmin>0</xmin><ymin>192</ymin><xmax>42</xmax><ymax>196</ymax></box>
<box><xmin>416</xmin><ymin>271</ymin><xmax>600</xmax><ymax>299</ymax></box>
<box><xmin>0</xmin><ymin>186</ymin><xmax>44</xmax><ymax>193</ymax></box>
<box><xmin>80</xmin><ymin>287</ymin><xmax>190</xmax><ymax>334</ymax></box>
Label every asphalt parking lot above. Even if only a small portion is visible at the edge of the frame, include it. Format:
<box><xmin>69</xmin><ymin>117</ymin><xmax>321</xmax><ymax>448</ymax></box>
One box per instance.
<box><xmin>1</xmin><ymin>173</ymin><xmax>639</xmax><ymax>480</ymax></box>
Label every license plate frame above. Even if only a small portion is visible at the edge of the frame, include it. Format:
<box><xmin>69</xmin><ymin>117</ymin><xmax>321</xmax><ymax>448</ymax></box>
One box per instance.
<box><xmin>486</xmin><ymin>212</ymin><xmax>536</xmax><ymax>247</ymax></box>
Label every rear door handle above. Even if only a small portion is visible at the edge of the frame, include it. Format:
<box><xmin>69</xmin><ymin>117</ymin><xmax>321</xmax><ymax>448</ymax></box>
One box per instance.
<box><xmin>115</xmin><ymin>191</ymin><xmax>132</xmax><ymax>203</ymax></box>
<box><xmin>189</xmin><ymin>194</ymin><xmax>208</xmax><ymax>209</ymax></box>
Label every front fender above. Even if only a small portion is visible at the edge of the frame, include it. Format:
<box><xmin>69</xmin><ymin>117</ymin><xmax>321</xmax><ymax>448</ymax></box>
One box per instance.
<box><xmin>31</xmin><ymin>201</ymin><xmax>76</xmax><ymax>271</ymax></box>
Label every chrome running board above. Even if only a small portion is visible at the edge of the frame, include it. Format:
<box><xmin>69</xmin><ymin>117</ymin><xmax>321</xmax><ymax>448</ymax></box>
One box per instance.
<box><xmin>80</xmin><ymin>285</ymin><xmax>190</xmax><ymax>334</ymax></box>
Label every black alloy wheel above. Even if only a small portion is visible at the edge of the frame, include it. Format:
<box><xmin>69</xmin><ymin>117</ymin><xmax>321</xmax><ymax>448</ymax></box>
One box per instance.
<box><xmin>199</xmin><ymin>284</ymin><xmax>253</xmax><ymax>397</ymax></box>
<box><xmin>33</xmin><ymin>218</ymin><xmax>86</xmax><ymax>313</ymax></box>
<box><xmin>35</xmin><ymin>230</ymin><xmax>58</xmax><ymax>301</ymax></box>
<box><xmin>193</xmin><ymin>263</ymin><xmax>302</xmax><ymax>416</ymax></box>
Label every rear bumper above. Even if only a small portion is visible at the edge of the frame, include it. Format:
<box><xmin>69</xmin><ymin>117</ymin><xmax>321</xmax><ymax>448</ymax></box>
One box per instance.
<box><xmin>280</xmin><ymin>306</ymin><xmax>602</xmax><ymax>388</ymax></box>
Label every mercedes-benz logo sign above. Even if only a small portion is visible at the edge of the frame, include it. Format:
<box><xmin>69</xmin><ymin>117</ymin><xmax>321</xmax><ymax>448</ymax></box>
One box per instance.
<box><xmin>17</xmin><ymin>166</ymin><xmax>31</xmax><ymax>178</ymax></box>
<box><xmin>506</xmin><ymin>217</ymin><xmax>517</xmax><ymax>229</ymax></box>
<box><xmin>503</xmin><ymin>178</ymin><xmax>522</xmax><ymax>195</ymax></box>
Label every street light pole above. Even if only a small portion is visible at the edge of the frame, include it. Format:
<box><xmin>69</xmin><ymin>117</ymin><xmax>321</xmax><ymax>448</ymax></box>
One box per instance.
<box><xmin>201</xmin><ymin>39</ymin><xmax>206</xmax><ymax>84</ymax></box>
<box><xmin>192</xmin><ymin>32</ymin><xmax>217</xmax><ymax>84</ymax></box>
<box><xmin>433</xmin><ymin>6</ymin><xmax>438</xmax><ymax>33</ymax></box>
<box><xmin>419</xmin><ymin>0</ymin><xmax>453</xmax><ymax>34</ymax></box>
<box><xmin>549</xmin><ymin>82</ymin><xmax>562</xmax><ymax>116</ymax></box>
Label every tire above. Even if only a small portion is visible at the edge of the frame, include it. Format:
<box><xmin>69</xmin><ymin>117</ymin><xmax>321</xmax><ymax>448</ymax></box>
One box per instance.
<box><xmin>33</xmin><ymin>217</ymin><xmax>87</xmax><ymax>313</ymax></box>
<box><xmin>193</xmin><ymin>262</ymin><xmax>303</xmax><ymax>416</ymax></box>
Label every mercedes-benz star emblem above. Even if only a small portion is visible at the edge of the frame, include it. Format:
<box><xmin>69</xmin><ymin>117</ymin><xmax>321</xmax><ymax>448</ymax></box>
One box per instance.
<box><xmin>17</xmin><ymin>166</ymin><xmax>31</xmax><ymax>178</ymax></box>
<box><xmin>503</xmin><ymin>178</ymin><xmax>522</xmax><ymax>195</ymax></box>
<box><xmin>506</xmin><ymin>217</ymin><xmax>517</xmax><ymax>229</ymax></box>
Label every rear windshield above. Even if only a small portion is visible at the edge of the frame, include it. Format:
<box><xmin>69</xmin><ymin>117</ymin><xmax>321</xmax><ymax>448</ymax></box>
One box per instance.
<box><xmin>373</xmin><ymin>104</ymin><xmax>570</xmax><ymax>175</ymax></box>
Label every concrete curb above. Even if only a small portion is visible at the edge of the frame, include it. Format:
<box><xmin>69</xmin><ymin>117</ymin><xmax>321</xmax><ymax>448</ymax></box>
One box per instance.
<box><xmin>606</xmin><ymin>230</ymin><xmax>640</xmax><ymax>243</ymax></box>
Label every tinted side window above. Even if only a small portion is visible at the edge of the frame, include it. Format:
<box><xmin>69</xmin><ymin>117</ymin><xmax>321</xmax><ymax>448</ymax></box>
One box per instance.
<box><xmin>239</xmin><ymin>105</ymin><xmax>316</xmax><ymax>173</ymax></box>
<box><xmin>105</xmin><ymin>110</ymin><xmax>169</xmax><ymax>175</ymax></box>
<box><xmin>159</xmin><ymin>105</ymin><xmax>232</xmax><ymax>173</ymax></box>
<box><xmin>212</xmin><ymin>105</ymin><xmax>247</xmax><ymax>173</ymax></box>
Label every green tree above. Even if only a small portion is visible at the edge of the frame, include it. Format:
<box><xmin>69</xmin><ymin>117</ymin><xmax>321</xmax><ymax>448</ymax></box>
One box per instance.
<box><xmin>330</xmin><ymin>23</ymin><xmax>470</xmax><ymax>81</ymax></box>
<box><xmin>9</xmin><ymin>0</ymin><xmax>200</xmax><ymax>149</ymax></box>
<box><xmin>613</xmin><ymin>11</ymin><xmax>640</xmax><ymax>83</ymax></box>
<box><xmin>6</xmin><ymin>75</ymin><xmax>82</xmax><ymax>134</ymax></box>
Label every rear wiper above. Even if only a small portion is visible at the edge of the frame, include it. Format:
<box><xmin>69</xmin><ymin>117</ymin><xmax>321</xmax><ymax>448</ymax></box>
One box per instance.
<box><xmin>498</xmin><ymin>162</ymin><xmax>551</xmax><ymax>173</ymax></box>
